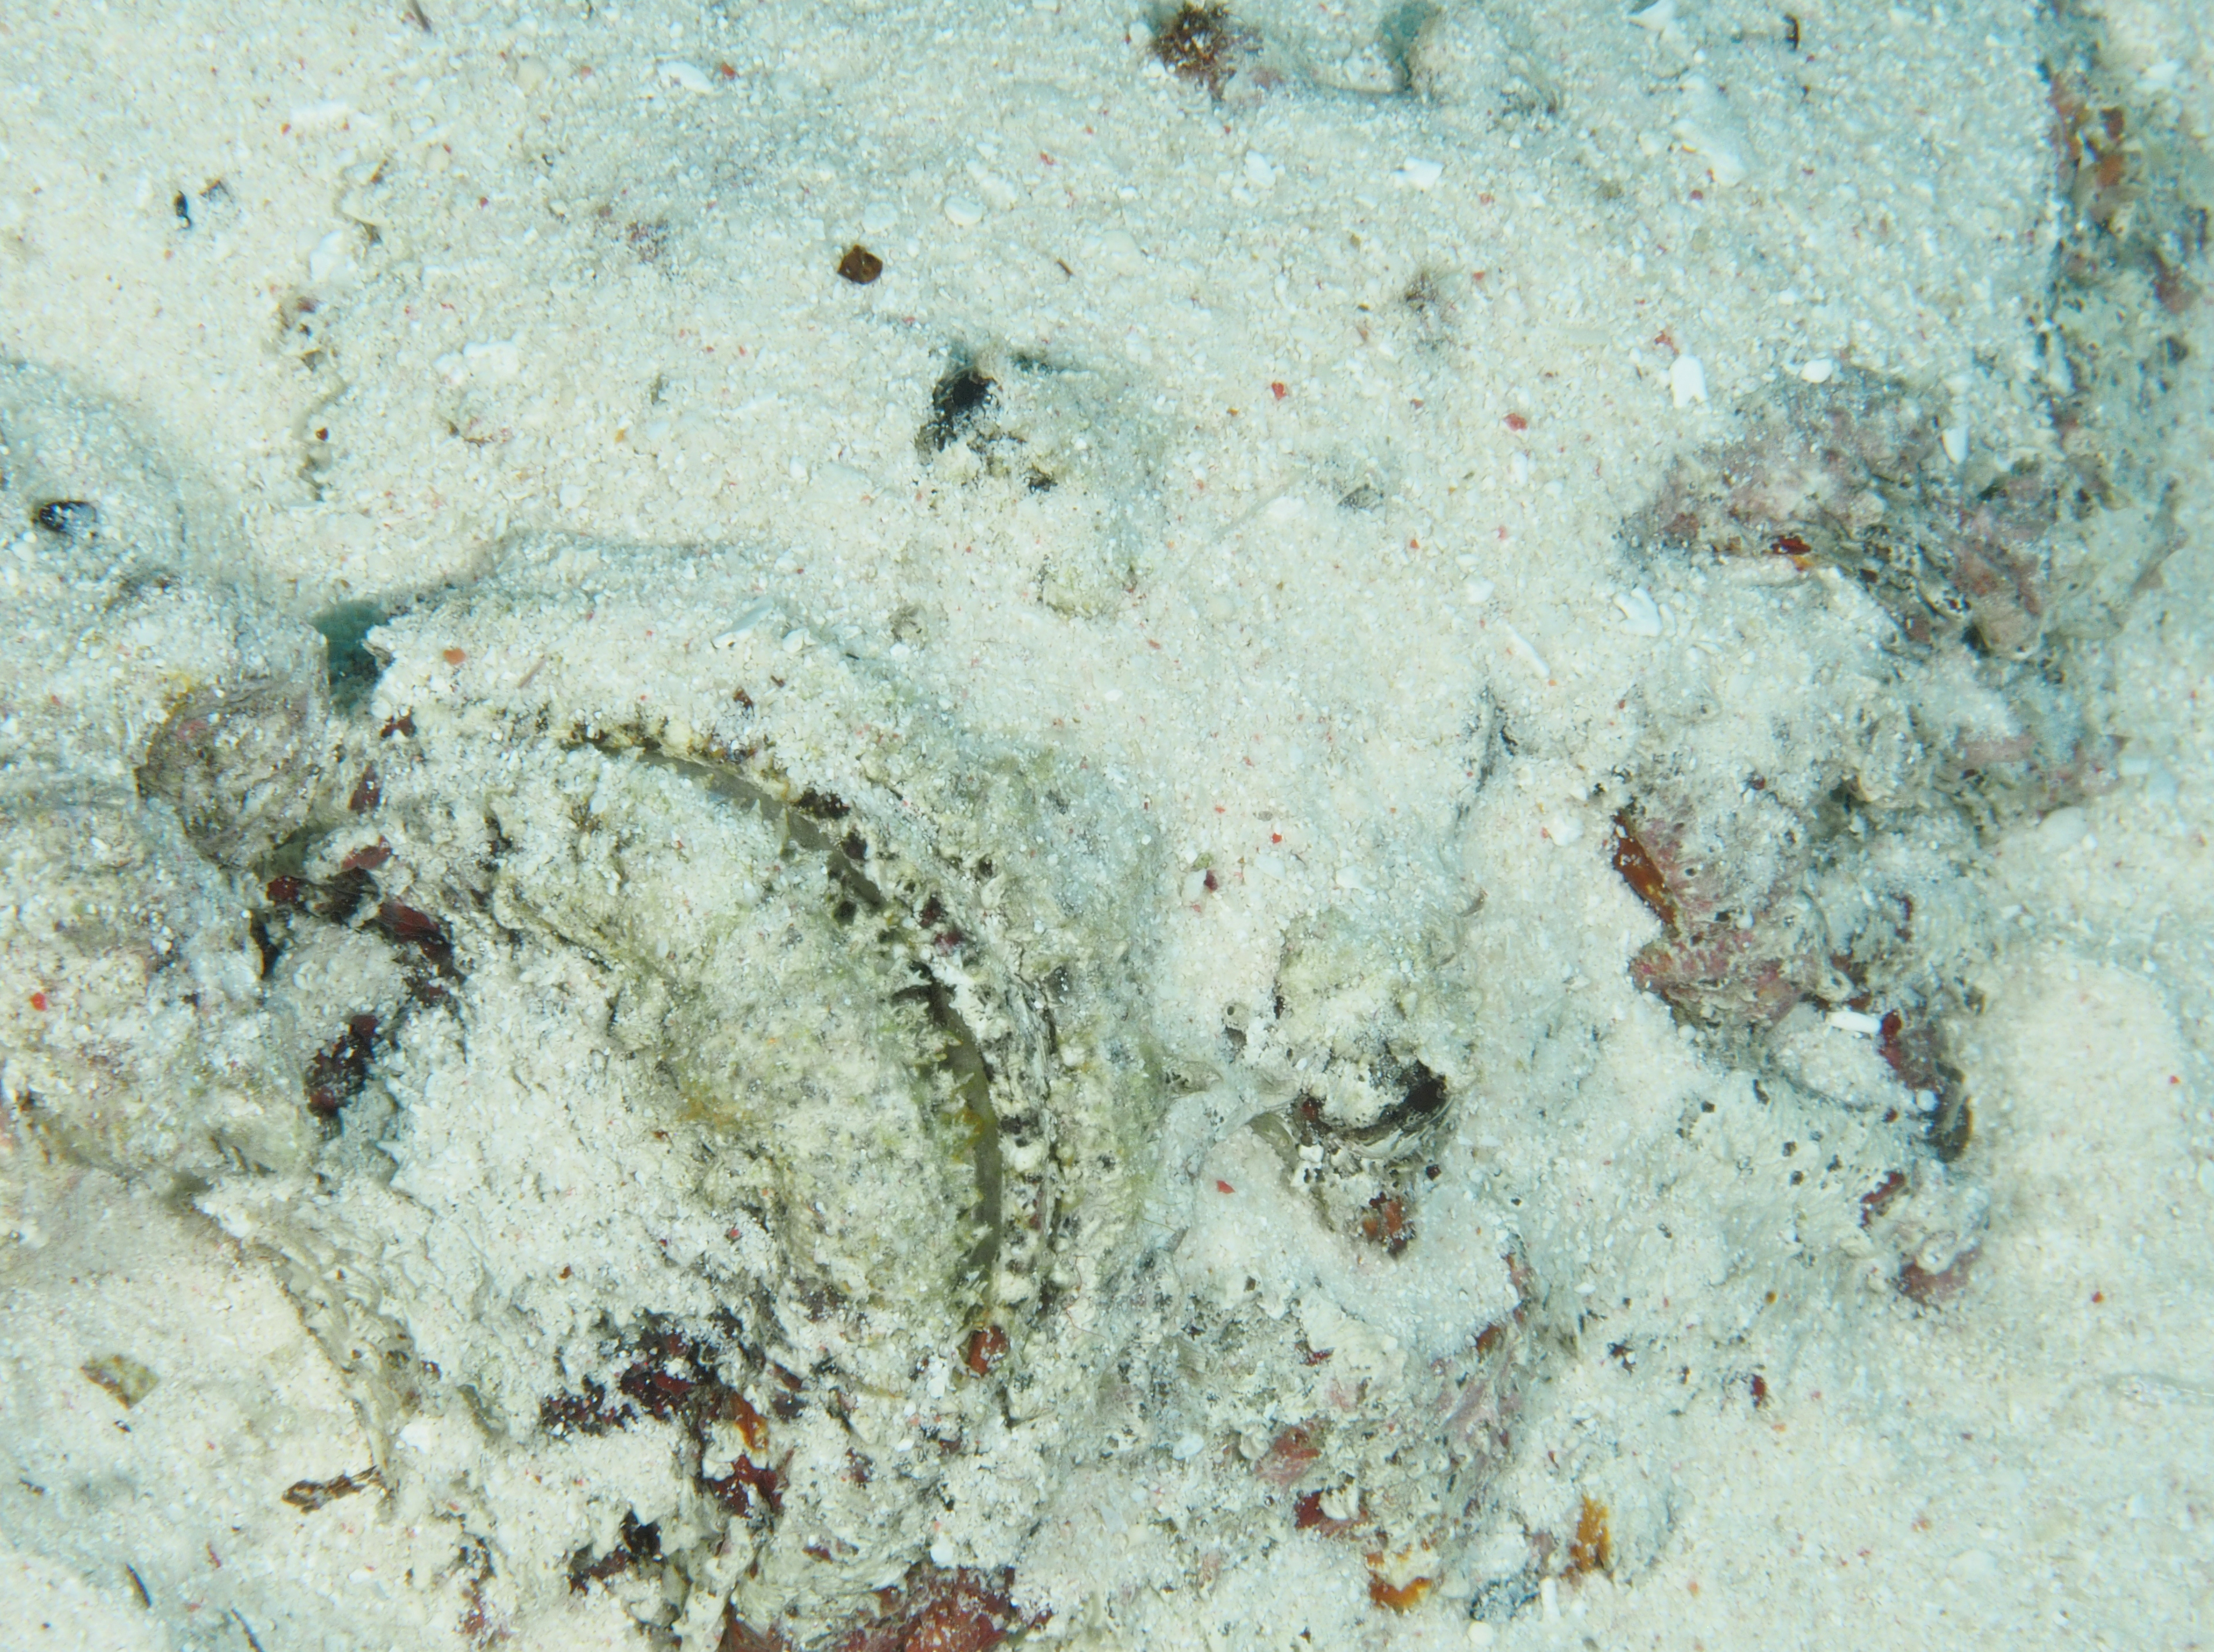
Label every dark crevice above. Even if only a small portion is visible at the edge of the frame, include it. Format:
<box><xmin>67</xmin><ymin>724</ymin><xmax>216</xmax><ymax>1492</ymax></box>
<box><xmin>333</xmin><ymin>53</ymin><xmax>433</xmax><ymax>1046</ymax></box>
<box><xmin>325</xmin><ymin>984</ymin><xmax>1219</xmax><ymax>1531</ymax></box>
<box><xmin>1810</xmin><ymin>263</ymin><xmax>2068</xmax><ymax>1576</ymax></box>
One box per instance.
<box><xmin>310</xmin><ymin>599</ymin><xmax>394</xmax><ymax>716</ymax></box>
<box><xmin>919</xmin><ymin>361</ymin><xmax>997</xmax><ymax>454</ymax></box>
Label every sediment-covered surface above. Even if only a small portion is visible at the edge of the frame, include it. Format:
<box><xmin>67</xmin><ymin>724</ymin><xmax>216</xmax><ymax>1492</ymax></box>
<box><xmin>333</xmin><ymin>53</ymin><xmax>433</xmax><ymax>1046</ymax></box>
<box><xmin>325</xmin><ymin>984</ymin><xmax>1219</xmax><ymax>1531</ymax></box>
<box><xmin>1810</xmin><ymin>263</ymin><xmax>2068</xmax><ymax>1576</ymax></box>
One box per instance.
<box><xmin>2</xmin><ymin>1</ymin><xmax>2210</xmax><ymax>1646</ymax></box>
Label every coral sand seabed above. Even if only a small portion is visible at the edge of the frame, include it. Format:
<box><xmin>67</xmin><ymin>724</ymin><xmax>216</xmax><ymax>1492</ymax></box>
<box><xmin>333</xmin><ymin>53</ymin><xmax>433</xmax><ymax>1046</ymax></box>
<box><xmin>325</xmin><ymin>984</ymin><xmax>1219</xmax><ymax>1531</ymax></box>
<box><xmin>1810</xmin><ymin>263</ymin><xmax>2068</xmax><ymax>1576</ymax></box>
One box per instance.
<box><xmin>2</xmin><ymin>0</ymin><xmax>2212</xmax><ymax>1647</ymax></box>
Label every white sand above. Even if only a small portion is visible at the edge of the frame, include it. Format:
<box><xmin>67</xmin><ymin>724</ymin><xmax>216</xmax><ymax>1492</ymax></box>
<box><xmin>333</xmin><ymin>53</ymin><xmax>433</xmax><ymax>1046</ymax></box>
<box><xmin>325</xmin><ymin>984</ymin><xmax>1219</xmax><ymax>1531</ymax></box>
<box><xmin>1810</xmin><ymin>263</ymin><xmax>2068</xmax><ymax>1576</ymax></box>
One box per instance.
<box><xmin>2</xmin><ymin>0</ymin><xmax>2210</xmax><ymax>1646</ymax></box>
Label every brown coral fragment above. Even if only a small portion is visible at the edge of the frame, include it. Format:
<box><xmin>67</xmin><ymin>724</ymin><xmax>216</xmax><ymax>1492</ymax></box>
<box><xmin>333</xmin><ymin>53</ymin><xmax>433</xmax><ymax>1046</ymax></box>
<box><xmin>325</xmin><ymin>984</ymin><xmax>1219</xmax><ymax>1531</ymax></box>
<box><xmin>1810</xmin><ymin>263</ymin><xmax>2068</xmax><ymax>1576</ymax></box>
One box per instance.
<box><xmin>282</xmin><ymin>1466</ymin><xmax>381</xmax><ymax>1512</ymax></box>
<box><xmin>304</xmin><ymin>1013</ymin><xmax>379</xmax><ymax>1119</ymax></box>
<box><xmin>81</xmin><ymin>1353</ymin><xmax>158</xmax><ymax>1408</ymax></box>
<box><xmin>836</xmin><ymin>245</ymin><xmax>884</xmax><ymax>285</ymax></box>
<box><xmin>1255</xmin><ymin>1424</ymin><xmax>1320</xmax><ymax>1488</ymax></box>
<box><xmin>716</xmin><ymin>1389</ymin><xmax>770</xmax><ymax>1452</ymax></box>
<box><xmin>963</xmin><ymin>1324</ymin><xmax>1009</xmax><ymax>1377</ymax></box>
<box><xmin>1151</xmin><ymin>4</ymin><xmax>1253</xmax><ymax>99</ymax></box>
<box><xmin>1639</xmin><ymin>366</ymin><xmax>2056</xmax><ymax>659</ymax></box>
<box><xmin>721</xmin><ymin>1611</ymin><xmax>794</xmax><ymax>1652</ymax></box>
<box><xmin>1896</xmin><ymin>1247</ymin><xmax>1977</xmax><ymax>1307</ymax></box>
<box><xmin>1876</xmin><ymin>1010</ymin><xmax>1944</xmax><ymax>1092</ymax></box>
<box><xmin>539</xmin><ymin>1323</ymin><xmax>737</xmax><ymax>1440</ymax></box>
<box><xmin>1294</xmin><ymin>1490</ymin><xmax>1360</xmax><ymax>1537</ymax></box>
<box><xmin>1359</xmin><ymin>1191</ymin><xmax>1412</xmax><ymax>1255</ymax></box>
<box><xmin>1610</xmin><ymin>811</ymin><xmax>1678</xmax><ymax>927</ymax></box>
<box><xmin>1858</xmin><ymin>1169</ymin><xmax>1908</xmax><ymax>1227</ymax></box>
<box><xmin>372</xmin><ymin>898</ymin><xmax>454</xmax><ymax>971</ymax></box>
<box><xmin>2051</xmin><ymin>76</ymin><xmax>2136</xmax><ymax>234</ymax></box>
<box><xmin>703</xmin><ymin>1453</ymin><xmax>786</xmax><ymax>1518</ymax></box>
<box><xmin>1612</xmin><ymin>808</ymin><xmax>1815</xmax><ymax>1028</ymax></box>
<box><xmin>568</xmin><ymin>1511</ymin><xmax>661</xmax><ymax>1593</ymax></box>
<box><xmin>830</xmin><ymin>1563</ymin><xmax>1037</xmax><ymax>1652</ymax></box>
<box><xmin>1878</xmin><ymin>1010</ymin><xmax>1975</xmax><ymax>1158</ymax></box>
<box><xmin>539</xmin><ymin>1377</ymin><xmax>635</xmax><ymax>1438</ymax></box>
<box><xmin>1632</xmin><ymin>923</ymin><xmax>1811</xmax><ymax>1028</ymax></box>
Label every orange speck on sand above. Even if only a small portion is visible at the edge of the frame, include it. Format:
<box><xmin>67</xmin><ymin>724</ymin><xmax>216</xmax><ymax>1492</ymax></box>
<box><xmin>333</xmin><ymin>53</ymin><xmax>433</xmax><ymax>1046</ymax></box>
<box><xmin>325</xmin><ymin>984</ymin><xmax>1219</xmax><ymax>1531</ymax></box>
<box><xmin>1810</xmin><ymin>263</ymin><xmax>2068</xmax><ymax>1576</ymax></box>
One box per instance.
<box><xmin>1568</xmin><ymin>1495</ymin><xmax>1612</xmax><ymax>1575</ymax></box>
<box><xmin>1364</xmin><ymin>1552</ymin><xmax>1436</xmax><ymax>1613</ymax></box>
<box><xmin>723</xmin><ymin>1392</ymin><xmax>768</xmax><ymax>1452</ymax></box>
<box><xmin>1215</xmin><ymin>1179</ymin><xmax>1235</xmax><ymax>1194</ymax></box>
<box><xmin>29</xmin><ymin>991</ymin><xmax>48</xmax><ymax>1012</ymax></box>
<box><xmin>1367</xmin><ymin>1573</ymin><xmax>1432</xmax><ymax>1611</ymax></box>
<box><xmin>442</xmin><ymin>647</ymin><xmax>467</xmax><ymax>666</ymax></box>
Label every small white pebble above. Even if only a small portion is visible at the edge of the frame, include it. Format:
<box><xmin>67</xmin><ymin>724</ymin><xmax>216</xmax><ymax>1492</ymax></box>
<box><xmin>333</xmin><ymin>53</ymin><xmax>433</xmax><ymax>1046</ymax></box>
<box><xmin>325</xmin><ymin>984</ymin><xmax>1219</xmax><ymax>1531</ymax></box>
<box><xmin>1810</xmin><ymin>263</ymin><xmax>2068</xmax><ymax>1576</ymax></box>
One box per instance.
<box><xmin>943</xmin><ymin>193</ymin><xmax>984</xmax><ymax>227</ymax></box>
<box><xmin>1799</xmin><ymin>357</ymin><xmax>1836</xmax><ymax>384</ymax></box>
<box><xmin>1098</xmin><ymin>227</ymin><xmax>1142</xmax><ymax>270</ymax></box>
<box><xmin>969</xmin><ymin>167</ymin><xmax>1018</xmax><ymax>210</ymax></box>
<box><xmin>780</xmin><ymin>628</ymin><xmax>809</xmax><ymax>654</ymax></box>
<box><xmin>1951</xmin><ymin>1549</ymin><xmax>1998</xmax><ymax>1582</ymax></box>
<box><xmin>1171</xmin><ymin>1432</ymin><xmax>1205</xmax><ymax>1461</ymax></box>
<box><xmin>1827</xmin><ymin>1009</ymin><xmax>1882</xmax><ymax>1036</ymax></box>
<box><xmin>718</xmin><ymin>599</ymin><xmax>775</xmax><ymax>642</ymax></box>
<box><xmin>1244</xmin><ymin>152</ymin><xmax>1278</xmax><ymax>187</ymax></box>
<box><xmin>307</xmin><ymin>229</ymin><xmax>353</xmax><ymax>284</ymax></box>
<box><xmin>1669</xmin><ymin>355</ymin><xmax>1707</xmax><ymax>407</ymax></box>
<box><xmin>1394</xmin><ymin>158</ymin><xmax>1445</xmax><ymax>190</ymax></box>
<box><xmin>657</xmin><ymin>60</ymin><xmax>715</xmax><ymax>95</ymax></box>
<box><xmin>289</xmin><ymin>99</ymin><xmax>351</xmax><ymax>133</ymax></box>
<box><xmin>1941</xmin><ymin>424</ymin><xmax>1969</xmax><ymax>464</ymax></box>
<box><xmin>1673</xmin><ymin>78</ymin><xmax>1748</xmax><ymax>185</ymax></box>
<box><xmin>1502</xmin><ymin>623</ymin><xmax>1550</xmax><ymax>679</ymax></box>
<box><xmin>2036</xmin><ymin>805</ymin><xmax>2088</xmax><ymax>850</ymax></box>
<box><xmin>1547</xmin><ymin>815</ymin><xmax>1585</xmax><ymax>847</ymax></box>
<box><xmin>463</xmin><ymin>339</ymin><xmax>521</xmax><ymax>381</ymax></box>
<box><xmin>1463</xmin><ymin>576</ymin><xmax>1495</xmax><ymax>607</ymax></box>
<box><xmin>1615</xmin><ymin>586</ymin><xmax>1664</xmax><ymax>637</ymax></box>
